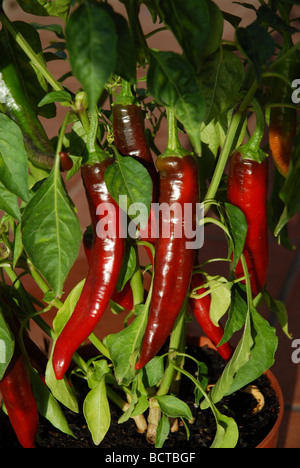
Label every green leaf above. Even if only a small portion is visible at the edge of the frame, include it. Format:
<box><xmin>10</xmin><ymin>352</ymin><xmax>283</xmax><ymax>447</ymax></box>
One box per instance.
<box><xmin>227</xmin><ymin>306</ymin><xmax>278</xmax><ymax>395</ymax></box>
<box><xmin>13</xmin><ymin>223</ymin><xmax>23</xmax><ymax>268</ymax></box>
<box><xmin>204</xmin><ymin>302</ymin><xmax>278</xmax><ymax>406</ymax></box>
<box><xmin>201</xmin><ymin>300</ymin><xmax>253</xmax><ymax>408</ymax></box>
<box><xmin>199</xmin><ymin>49</ymin><xmax>245</xmax><ymax>125</ymax></box>
<box><xmin>116</xmin><ymin>244</ymin><xmax>136</xmax><ymax>292</ymax></box>
<box><xmin>275</xmin><ymin>131</ymin><xmax>300</xmax><ymax>235</ymax></box>
<box><xmin>30</xmin><ymin>369</ymin><xmax>74</xmax><ymax>437</ymax></box>
<box><xmin>156</xmin><ymin>395</ymin><xmax>193</xmax><ymax>420</ymax></box>
<box><xmin>106</xmin><ymin>304</ymin><xmax>149</xmax><ymax>385</ymax></box>
<box><xmin>0</xmin><ymin>114</ymin><xmax>29</xmax><ymax>202</ymax></box>
<box><xmin>16</xmin><ymin>0</ymin><xmax>71</xmax><ymax>20</ymax></box>
<box><xmin>105</xmin><ymin>155</ymin><xmax>153</xmax><ymax>225</ymax></box>
<box><xmin>143</xmin><ymin>356</ymin><xmax>165</xmax><ymax>388</ymax></box>
<box><xmin>83</xmin><ymin>377</ymin><xmax>111</xmax><ymax>446</ymax></box>
<box><xmin>0</xmin><ymin>308</ymin><xmax>14</xmax><ymax>380</ymax></box>
<box><xmin>112</xmin><ymin>11</ymin><xmax>137</xmax><ymax>84</ymax></box>
<box><xmin>38</xmin><ymin>90</ymin><xmax>73</xmax><ymax>107</ymax></box>
<box><xmin>223</xmin><ymin>202</ymin><xmax>248</xmax><ymax>270</ymax></box>
<box><xmin>263</xmin><ymin>290</ymin><xmax>292</xmax><ymax>339</ymax></box>
<box><xmin>45</xmin><ymin>280</ymin><xmax>84</xmax><ymax>412</ymax></box>
<box><xmin>157</xmin><ymin>0</ymin><xmax>210</xmax><ymax>69</ymax></box>
<box><xmin>155</xmin><ymin>413</ymin><xmax>170</xmax><ymax>449</ymax></box>
<box><xmin>206</xmin><ymin>274</ymin><xmax>231</xmax><ymax>327</ymax></box>
<box><xmin>4</xmin><ymin>21</ymin><xmax>56</xmax><ymax>119</ymax></box>
<box><xmin>0</xmin><ymin>182</ymin><xmax>21</xmax><ymax>221</ymax></box>
<box><xmin>147</xmin><ymin>50</ymin><xmax>206</xmax><ymax>154</ymax></box>
<box><xmin>210</xmin><ymin>408</ymin><xmax>239</xmax><ymax>448</ymax></box>
<box><xmin>22</xmin><ymin>164</ymin><xmax>81</xmax><ymax>298</ymax></box>
<box><xmin>236</xmin><ymin>23</ymin><xmax>275</xmax><ymax>82</ymax></box>
<box><xmin>45</xmin><ymin>354</ymin><xmax>79</xmax><ymax>413</ymax></box>
<box><xmin>53</xmin><ymin>280</ymin><xmax>85</xmax><ymax>335</ymax></box>
<box><xmin>66</xmin><ymin>3</ymin><xmax>117</xmax><ymax>109</ymax></box>
<box><xmin>221</xmin><ymin>283</ymin><xmax>248</xmax><ymax>345</ymax></box>
<box><xmin>118</xmin><ymin>376</ymin><xmax>149</xmax><ymax>424</ymax></box>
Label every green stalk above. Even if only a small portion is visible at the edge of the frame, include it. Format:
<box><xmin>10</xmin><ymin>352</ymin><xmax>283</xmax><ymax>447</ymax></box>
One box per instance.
<box><xmin>160</xmin><ymin>108</ymin><xmax>190</xmax><ymax>158</ymax></box>
<box><xmin>130</xmin><ymin>247</ymin><xmax>145</xmax><ymax>306</ymax></box>
<box><xmin>0</xmin><ymin>12</ymin><xmax>63</xmax><ymax>93</ymax></box>
<box><xmin>156</xmin><ymin>298</ymin><xmax>188</xmax><ymax>397</ymax></box>
<box><xmin>204</xmin><ymin>80</ymin><xmax>258</xmax><ymax>214</ymax></box>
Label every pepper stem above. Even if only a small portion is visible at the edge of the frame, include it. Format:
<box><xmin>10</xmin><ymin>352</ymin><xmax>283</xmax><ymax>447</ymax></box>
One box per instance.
<box><xmin>80</xmin><ymin>106</ymin><xmax>108</xmax><ymax>165</ymax></box>
<box><xmin>114</xmin><ymin>79</ymin><xmax>136</xmax><ymax>106</ymax></box>
<box><xmin>239</xmin><ymin>98</ymin><xmax>268</xmax><ymax>163</ymax></box>
<box><xmin>160</xmin><ymin>108</ymin><xmax>190</xmax><ymax>158</ymax></box>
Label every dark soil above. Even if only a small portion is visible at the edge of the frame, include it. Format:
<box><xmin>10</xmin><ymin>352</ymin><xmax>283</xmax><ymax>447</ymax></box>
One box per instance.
<box><xmin>0</xmin><ymin>345</ymin><xmax>280</xmax><ymax>449</ymax></box>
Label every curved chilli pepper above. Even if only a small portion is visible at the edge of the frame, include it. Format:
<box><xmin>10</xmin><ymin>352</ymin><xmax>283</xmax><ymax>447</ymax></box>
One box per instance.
<box><xmin>269</xmin><ymin>54</ymin><xmax>298</xmax><ymax>178</ymax></box>
<box><xmin>83</xmin><ymin>228</ymin><xmax>134</xmax><ymax>311</ymax></box>
<box><xmin>135</xmin><ymin>155</ymin><xmax>199</xmax><ymax>370</ymax></box>
<box><xmin>189</xmin><ymin>274</ymin><xmax>233</xmax><ymax>361</ymax></box>
<box><xmin>0</xmin><ymin>39</ymin><xmax>55</xmax><ymax>171</ymax></box>
<box><xmin>113</xmin><ymin>102</ymin><xmax>158</xmax><ymax>261</ymax></box>
<box><xmin>0</xmin><ymin>351</ymin><xmax>38</xmax><ymax>448</ymax></box>
<box><xmin>113</xmin><ymin>103</ymin><xmax>153</xmax><ymax>164</ymax></box>
<box><xmin>52</xmin><ymin>159</ymin><xmax>126</xmax><ymax>380</ymax></box>
<box><xmin>227</xmin><ymin>152</ymin><xmax>269</xmax><ymax>297</ymax></box>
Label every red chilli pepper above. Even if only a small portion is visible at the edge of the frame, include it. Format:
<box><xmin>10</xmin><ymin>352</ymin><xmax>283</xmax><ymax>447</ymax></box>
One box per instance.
<box><xmin>113</xmin><ymin>103</ymin><xmax>153</xmax><ymax>165</ymax></box>
<box><xmin>0</xmin><ymin>350</ymin><xmax>38</xmax><ymax>448</ymax></box>
<box><xmin>83</xmin><ymin>228</ymin><xmax>134</xmax><ymax>311</ymax></box>
<box><xmin>189</xmin><ymin>273</ymin><xmax>233</xmax><ymax>361</ymax></box>
<box><xmin>135</xmin><ymin>155</ymin><xmax>199</xmax><ymax>370</ymax></box>
<box><xmin>52</xmin><ymin>159</ymin><xmax>126</xmax><ymax>380</ymax></box>
<box><xmin>113</xmin><ymin>102</ymin><xmax>158</xmax><ymax>262</ymax></box>
<box><xmin>227</xmin><ymin>152</ymin><xmax>268</xmax><ymax>296</ymax></box>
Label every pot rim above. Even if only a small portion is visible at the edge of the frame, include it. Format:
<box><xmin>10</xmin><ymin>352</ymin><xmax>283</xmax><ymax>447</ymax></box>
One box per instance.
<box><xmin>256</xmin><ymin>368</ymin><xmax>284</xmax><ymax>448</ymax></box>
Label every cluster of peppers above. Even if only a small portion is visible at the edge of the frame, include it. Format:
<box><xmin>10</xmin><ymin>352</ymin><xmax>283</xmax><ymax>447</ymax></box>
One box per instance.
<box><xmin>51</xmin><ymin>93</ymin><xmax>236</xmax><ymax>381</ymax></box>
<box><xmin>0</xmin><ymin>27</ymin><xmax>297</xmax><ymax>446</ymax></box>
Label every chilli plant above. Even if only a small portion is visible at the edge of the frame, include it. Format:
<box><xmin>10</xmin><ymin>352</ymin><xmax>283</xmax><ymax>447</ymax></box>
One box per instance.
<box><xmin>0</xmin><ymin>0</ymin><xmax>299</xmax><ymax>449</ymax></box>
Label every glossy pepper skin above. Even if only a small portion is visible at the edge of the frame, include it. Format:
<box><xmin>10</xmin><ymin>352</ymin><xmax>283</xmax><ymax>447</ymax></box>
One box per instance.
<box><xmin>227</xmin><ymin>152</ymin><xmax>268</xmax><ymax>297</ymax></box>
<box><xmin>83</xmin><ymin>228</ymin><xmax>134</xmax><ymax>311</ymax></box>
<box><xmin>189</xmin><ymin>274</ymin><xmax>233</xmax><ymax>361</ymax></box>
<box><xmin>0</xmin><ymin>39</ymin><xmax>55</xmax><ymax>171</ymax></box>
<box><xmin>113</xmin><ymin>103</ymin><xmax>158</xmax><ymax>260</ymax></box>
<box><xmin>113</xmin><ymin>103</ymin><xmax>153</xmax><ymax>164</ymax></box>
<box><xmin>52</xmin><ymin>159</ymin><xmax>125</xmax><ymax>380</ymax></box>
<box><xmin>269</xmin><ymin>54</ymin><xmax>298</xmax><ymax>178</ymax></box>
<box><xmin>135</xmin><ymin>155</ymin><xmax>199</xmax><ymax>370</ymax></box>
<box><xmin>0</xmin><ymin>351</ymin><xmax>38</xmax><ymax>448</ymax></box>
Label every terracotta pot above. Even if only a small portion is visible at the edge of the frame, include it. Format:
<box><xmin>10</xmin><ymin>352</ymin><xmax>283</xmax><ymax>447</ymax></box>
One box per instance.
<box><xmin>256</xmin><ymin>369</ymin><xmax>284</xmax><ymax>449</ymax></box>
<box><xmin>196</xmin><ymin>336</ymin><xmax>284</xmax><ymax>449</ymax></box>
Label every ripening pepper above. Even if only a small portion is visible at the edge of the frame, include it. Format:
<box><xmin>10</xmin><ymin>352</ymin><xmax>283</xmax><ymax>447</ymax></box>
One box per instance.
<box><xmin>189</xmin><ymin>273</ymin><xmax>233</xmax><ymax>361</ymax></box>
<box><xmin>227</xmin><ymin>152</ymin><xmax>269</xmax><ymax>297</ymax></box>
<box><xmin>0</xmin><ymin>350</ymin><xmax>38</xmax><ymax>448</ymax></box>
<box><xmin>136</xmin><ymin>154</ymin><xmax>199</xmax><ymax>370</ymax></box>
<box><xmin>52</xmin><ymin>158</ymin><xmax>126</xmax><ymax>380</ymax></box>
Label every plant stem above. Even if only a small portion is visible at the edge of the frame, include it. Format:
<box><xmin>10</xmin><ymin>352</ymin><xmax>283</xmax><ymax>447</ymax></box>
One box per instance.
<box><xmin>157</xmin><ymin>298</ymin><xmax>188</xmax><ymax>397</ymax></box>
<box><xmin>3</xmin><ymin>265</ymin><xmax>37</xmax><ymax>317</ymax></box>
<box><xmin>0</xmin><ymin>12</ymin><xmax>63</xmax><ymax>92</ymax></box>
<box><xmin>145</xmin><ymin>298</ymin><xmax>188</xmax><ymax>443</ymax></box>
<box><xmin>130</xmin><ymin>247</ymin><xmax>145</xmax><ymax>306</ymax></box>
